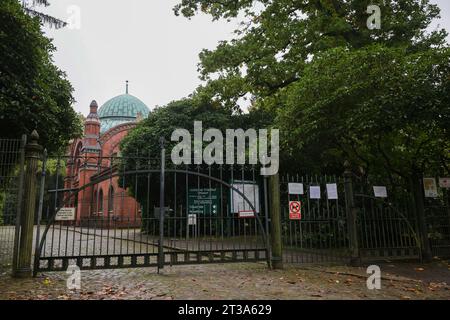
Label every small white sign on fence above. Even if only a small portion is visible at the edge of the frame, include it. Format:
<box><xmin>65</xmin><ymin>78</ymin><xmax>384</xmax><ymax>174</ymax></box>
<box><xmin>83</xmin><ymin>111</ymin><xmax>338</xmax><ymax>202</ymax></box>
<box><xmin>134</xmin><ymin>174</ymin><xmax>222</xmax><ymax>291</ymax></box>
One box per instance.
<box><xmin>55</xmin><ymin>208</ymin><xmax>76</xmax><ymax>221</ymax></box>
<box><xmin>373</xmin><ymin>186</ymin><xmax>387</xmax><ymax>198</ymax></box>
<box><xmin>288</xmin><ymin>183</ymin><xmax>304</xmax><ymax>195</ymax></box>
<box><xmin>188</xmin><ymin>214</ymin><xmax>197</xmax><ymax>226</ymax></box>
<box><xmin>309</xmin><ymin>186</ymin><xmax>321</xmax><ymax>199</ymax></box>
<box><xmin>423</xmin><ymin>178</ymin><xmax>438</xmax><ymax>198</ymax></box>
<box><xmin>326</xmin><ymin>183</ymin><xmax>338</xmax><ymax>200</ymax></box>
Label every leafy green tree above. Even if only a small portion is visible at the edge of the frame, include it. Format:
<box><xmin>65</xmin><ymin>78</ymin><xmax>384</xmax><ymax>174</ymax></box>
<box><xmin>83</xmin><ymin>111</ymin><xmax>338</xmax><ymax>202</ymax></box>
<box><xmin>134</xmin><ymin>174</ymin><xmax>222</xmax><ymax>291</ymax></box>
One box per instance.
<box><xmin>119</xmin><ymin>98</ymin><xmax>234</xmax><ymax>231</ymax></box>
<box><xmin>120</xmin><ymin>98</ymin><xmax>233</xmax><ymax>159</ymax></box>
<box><xmin>0</xmin><ymin>0</ymin><xmax>82</xmax><ymax>154</ymax></box>
<box><xmin>277</xmin><ymin>44</ymin><xmax>450</xmax><ymax>182</ymax></box>
<box><xmin>174</xmin><ymin>0</ymin><xmax>447</xmax><ymax>111</ymax></box>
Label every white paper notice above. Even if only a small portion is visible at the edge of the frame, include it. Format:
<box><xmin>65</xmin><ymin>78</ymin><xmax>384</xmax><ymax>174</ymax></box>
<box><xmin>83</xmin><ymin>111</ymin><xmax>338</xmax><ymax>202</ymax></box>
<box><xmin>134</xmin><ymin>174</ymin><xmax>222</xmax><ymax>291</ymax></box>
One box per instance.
<box><xmin>231</xmin><ymin>182</ymin><xmax>260</xmax><ymax>213</ymax></box>
<box><xmin>423</xmin><ymin>178</ymin><xmax>438</xmax><ymax>198</ymax></box>
<box><xmin>373</xmin><ymin>186</ymin><xmax>388</xmax><ymax>198</ymax></box>
<box><xmin>309</xmin><ymin>186</ymin><xmax>321</xmax><ymax>199</ymax></box>
<box><xmin>326</xmin><ymin>183</ymin><xmax>338</xmax><ymax>200</ymax></box>
<box><xmin>188</xmin><ymin>214</ymin><xmax>197</xmax><ymax>226</ymax></box>
<box><xmin>288</xmin><ymin>183</ymin><xmax>304</xmax><ymax>195</ymax></box>
<box><xmin>55</xmin><ymin>207</ymin><xmax>76</xmax><ymax>221</ymax></box>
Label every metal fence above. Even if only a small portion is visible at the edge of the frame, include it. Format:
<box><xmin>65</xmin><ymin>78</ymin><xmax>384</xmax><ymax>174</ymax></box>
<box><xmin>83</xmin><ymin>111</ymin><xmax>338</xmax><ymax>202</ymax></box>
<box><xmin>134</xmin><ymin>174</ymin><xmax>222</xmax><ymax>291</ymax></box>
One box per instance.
<box><xmin>426</xmin><ymin>195</ymin><xmax>450</xmax><ymax>258</ymax></box>
<box><xmin>0</xmin><ymin>137</ymin><xmax>26</xmax><ymax>270</ymax></box>
<box><xmin>280</xmin><ymin>174</ymin><xmax>350</xmax><ymax>264</ymax></box>
<box><xmin>280</xmin><ymin>173</ymin><xmax>423</xmax><ymax>264</ymax></box>
<box><xmin>35</xmin><ymin>154</ymin><xmax>269</xmax><ymax>272</ymax></box>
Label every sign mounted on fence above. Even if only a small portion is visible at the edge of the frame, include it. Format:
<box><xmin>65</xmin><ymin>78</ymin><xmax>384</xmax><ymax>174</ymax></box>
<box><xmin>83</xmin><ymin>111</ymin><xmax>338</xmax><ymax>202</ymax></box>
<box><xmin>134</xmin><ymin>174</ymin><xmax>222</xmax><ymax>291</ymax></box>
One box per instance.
<box><xmin>309</xmin><ymin>186</ymin><xmax>321</xmax><ymax>199</ymax></box>
<box><xmin>439</xmin><ymin>178</ymin><xmax>450</xmax><ymax>189</ymax></box>
<box><xmin>188</xmin><ymin>188</ymin><xmax>220</xmax><ymax>215</ymax></box>
<box><xmin>423</xmin><ymin>178</ymin><xmax>438</xmax><ymax>198</ymax></box>
<box><xmin>288</xmin><ymin>183</ymin><xmax>304</xmax><ymax>195</ymax></box>
<box><xmin>55</xmin><ymin>208</ymin><xmax>76</xmax><ymax>221</ymax></box>
<box><xmin>326</xmin><ymin>183</ymin><xmax>338</xmax><ymax>200</ymax></box>
<box><xmin>230</xmin><ymin>181</ymin><xmax>260</xmax><ymax>214</ymax></box>
<box><xmin>289</xmin><ymin>201</ymin><xmax>302</xmax><ymax>220</ymax></box>
<box><xmin>238</xmin><ymin>210</ymin><xmax>255</xmax><ymax>218</ymax></box>
<box><xmin>373</xmin><ymin>186</ymin><xmax>387</xmax><ymax>198</ymax></box>
<box><xmin>188</xmin><ymin>214</ymin><xmax>197</xmax><ymax>226</ymax></box>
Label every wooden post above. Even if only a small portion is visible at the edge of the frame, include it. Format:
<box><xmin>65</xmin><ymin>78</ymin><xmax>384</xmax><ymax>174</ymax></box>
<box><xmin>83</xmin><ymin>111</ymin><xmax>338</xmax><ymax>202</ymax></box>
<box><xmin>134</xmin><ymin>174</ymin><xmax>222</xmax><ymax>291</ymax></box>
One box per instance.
<box><xmin>269</xmin><ymin>173</ymin><xmax>283</xmax><ymax>269</ymax></box>
<box><xmin>344</xmin><ymin>161</ymin><xmax>360</xmax><ymax>266</ymax></box>
<box><xmin>14</xmin><ymin>130</ymin><xmax>42</xmax><ymax>278</ymax></box>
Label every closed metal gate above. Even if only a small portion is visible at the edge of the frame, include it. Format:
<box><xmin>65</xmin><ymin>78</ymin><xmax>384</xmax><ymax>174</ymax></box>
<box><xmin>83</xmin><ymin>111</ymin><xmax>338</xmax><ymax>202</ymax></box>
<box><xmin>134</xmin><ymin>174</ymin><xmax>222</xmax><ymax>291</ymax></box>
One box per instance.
<box><xmin>34</xmin><ymin>151</ymin><xmax>269</xmax><ymax>273</ymax></box>
<box><xmin>280</xmin><ymin>174</ymin><xmax>350</xmax><ymax>264</ymax></box>
<box><xmin>279</xmin><ymin>173</ymin><xmax>421</xmax><ymax>264</ymax></box>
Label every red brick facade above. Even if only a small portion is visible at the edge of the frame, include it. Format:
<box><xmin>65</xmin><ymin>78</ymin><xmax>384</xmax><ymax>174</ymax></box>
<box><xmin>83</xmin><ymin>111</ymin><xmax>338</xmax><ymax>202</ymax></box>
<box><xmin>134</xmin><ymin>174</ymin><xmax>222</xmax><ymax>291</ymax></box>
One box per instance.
<box><xmin>64</xmin><ymin>100</ymin><xmax>141</xmax><ymax>227</ymax></box>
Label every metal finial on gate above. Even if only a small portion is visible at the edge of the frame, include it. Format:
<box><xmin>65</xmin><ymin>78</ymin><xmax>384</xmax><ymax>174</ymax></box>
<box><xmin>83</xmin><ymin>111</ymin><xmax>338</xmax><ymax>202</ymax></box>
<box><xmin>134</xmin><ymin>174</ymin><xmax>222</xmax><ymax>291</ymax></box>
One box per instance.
<box><xmin>344</xmin><ymin>160</ymin><xmax>351</xmax><ymax>169</ymax></box>
<box><xmin>30</xmin><ymin>130</ymin><xmax>39</xmax><ymax>143</ymax></box>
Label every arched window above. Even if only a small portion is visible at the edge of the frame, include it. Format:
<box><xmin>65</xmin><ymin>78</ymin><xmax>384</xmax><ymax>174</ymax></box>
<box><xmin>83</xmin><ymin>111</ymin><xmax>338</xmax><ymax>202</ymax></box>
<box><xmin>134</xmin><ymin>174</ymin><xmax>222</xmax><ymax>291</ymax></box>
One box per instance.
<box><xmin>108</xmin><ymin>185</ymin><xmax>114</xmax><ymax>215</ymax></box>
<box><xmin>98</xmin><ymin>189</ymin><xmax>103</xmax><ymax>215</ymax></box>
<box><xmin>92</xmin><ymin>190</ymin><xmax>97</xmax><ymax>215</ymax></box>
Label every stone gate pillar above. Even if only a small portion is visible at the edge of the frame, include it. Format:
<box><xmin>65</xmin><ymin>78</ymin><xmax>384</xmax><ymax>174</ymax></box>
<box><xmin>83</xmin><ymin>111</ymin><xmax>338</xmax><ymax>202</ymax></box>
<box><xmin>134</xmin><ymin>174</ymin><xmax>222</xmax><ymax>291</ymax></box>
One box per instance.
<box><xmin>14</xmin><ymin>130</ymin><xmax>42</xmax><ymax>278</ymax></box>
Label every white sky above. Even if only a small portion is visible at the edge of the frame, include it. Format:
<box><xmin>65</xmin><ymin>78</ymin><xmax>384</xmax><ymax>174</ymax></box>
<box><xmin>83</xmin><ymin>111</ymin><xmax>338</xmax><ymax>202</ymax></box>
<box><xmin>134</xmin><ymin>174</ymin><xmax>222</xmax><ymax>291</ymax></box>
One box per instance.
<box><xmin>40</xmin><ymin>0</ymin><xmax>450</xmax><ymax>116</ymax></box>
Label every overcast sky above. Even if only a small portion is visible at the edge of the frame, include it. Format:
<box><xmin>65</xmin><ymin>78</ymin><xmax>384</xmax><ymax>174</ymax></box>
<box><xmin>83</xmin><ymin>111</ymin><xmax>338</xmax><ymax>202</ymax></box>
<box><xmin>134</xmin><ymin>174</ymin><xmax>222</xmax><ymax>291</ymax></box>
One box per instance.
<box><xmin>40</xmin><ymin>0</ymin><xmax>450</xmax><ymax>116</ymax></box>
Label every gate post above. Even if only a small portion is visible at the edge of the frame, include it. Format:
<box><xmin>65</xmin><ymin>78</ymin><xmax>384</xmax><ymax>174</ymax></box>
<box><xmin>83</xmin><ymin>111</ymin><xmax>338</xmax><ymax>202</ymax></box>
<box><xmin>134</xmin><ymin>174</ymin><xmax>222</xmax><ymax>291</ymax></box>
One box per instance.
<box><xmin>344</xmin><ymin>161</ymin><xmax>360</xmax><ymax>266</ymax></box>
<box><xmin>269</xmin><ymin>173</ymin><xmax>283</xmax><ymax>269</ymax></box>
<box><xmin>14</xmin><ymin>130</ymin><xmax>42</xmax><ymax>278</ymax></box>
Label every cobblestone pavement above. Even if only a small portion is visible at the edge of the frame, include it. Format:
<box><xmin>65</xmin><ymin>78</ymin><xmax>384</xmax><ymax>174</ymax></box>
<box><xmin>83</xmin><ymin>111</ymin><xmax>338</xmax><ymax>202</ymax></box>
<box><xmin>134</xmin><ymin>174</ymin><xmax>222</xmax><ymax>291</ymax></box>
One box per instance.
<box><xmin>1</xmin><ymin>260</ymin><xmax>449</xmax><ymax>300</ymax></box>
<box><xmin>2</xmin><ymin>225</ymin><xmax>450</xmax><ymax>300</ymax></box>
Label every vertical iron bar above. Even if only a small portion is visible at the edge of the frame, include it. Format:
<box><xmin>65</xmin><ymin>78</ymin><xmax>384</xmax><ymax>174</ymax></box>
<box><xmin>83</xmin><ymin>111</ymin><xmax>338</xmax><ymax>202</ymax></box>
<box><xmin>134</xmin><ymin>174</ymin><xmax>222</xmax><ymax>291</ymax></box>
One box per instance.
<box><xmin>158</xmin><ymin>137</ymin><xmax>166</xmax><ymax>271</ymax></box>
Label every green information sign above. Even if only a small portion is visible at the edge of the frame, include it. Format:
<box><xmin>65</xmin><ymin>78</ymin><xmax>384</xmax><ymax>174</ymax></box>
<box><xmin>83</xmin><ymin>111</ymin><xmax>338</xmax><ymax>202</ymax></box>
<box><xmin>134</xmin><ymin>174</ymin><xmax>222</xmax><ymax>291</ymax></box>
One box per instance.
<box><xmin>188</xmin><ymin>188</ymin><xmax>221</xmax><ymax>216</ymax></box>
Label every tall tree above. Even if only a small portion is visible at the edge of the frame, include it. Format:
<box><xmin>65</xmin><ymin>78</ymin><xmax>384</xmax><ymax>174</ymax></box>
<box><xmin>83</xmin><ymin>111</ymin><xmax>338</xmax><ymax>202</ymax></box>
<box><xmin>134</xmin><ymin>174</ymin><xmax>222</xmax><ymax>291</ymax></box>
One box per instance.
<box><xmin>276</xmin><ymin>45</ymin><xmax>450</xmax><ymax>178</ymax></box>
<box><xmin>21</xmin><ymin>0</ymin><xmax>67</xmax><ymax>29</ymax></box>
<box><xmin>0</xmin><ymin>0</ymin><xmax>82</xmax><ymax>154</ymax></box>
<box><xmin>175</xmin><ymin>0</ymin><xmax>448</xmax><ymax>111</ymax></box>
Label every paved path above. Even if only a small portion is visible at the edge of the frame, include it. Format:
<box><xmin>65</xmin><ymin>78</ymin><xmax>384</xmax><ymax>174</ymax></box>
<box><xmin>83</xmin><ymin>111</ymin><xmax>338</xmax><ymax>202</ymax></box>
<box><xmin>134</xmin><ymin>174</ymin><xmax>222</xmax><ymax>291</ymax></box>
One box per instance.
<box><xmin>1</xmin><ymin>260</ymin><xmax>449</xmax><ymax>300</ymax></box>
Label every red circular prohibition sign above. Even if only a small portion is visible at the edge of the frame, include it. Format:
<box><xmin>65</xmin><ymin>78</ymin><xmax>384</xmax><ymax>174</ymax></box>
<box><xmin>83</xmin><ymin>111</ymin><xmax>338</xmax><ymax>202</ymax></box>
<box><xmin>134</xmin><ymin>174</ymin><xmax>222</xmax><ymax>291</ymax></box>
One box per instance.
<box><xmin>290</xmin><ymin>201</ymin><xmax>301</xmax><ymax>213</ymax></box>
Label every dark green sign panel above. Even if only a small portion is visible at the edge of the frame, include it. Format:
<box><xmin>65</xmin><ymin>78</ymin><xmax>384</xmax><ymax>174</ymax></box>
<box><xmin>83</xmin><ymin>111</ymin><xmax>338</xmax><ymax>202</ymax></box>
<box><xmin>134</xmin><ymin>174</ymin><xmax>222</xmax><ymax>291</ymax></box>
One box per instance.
<box><xmin>188</xmin><ymin>188</ymin><xmax>220</xmax><ymax>216</ymax></box>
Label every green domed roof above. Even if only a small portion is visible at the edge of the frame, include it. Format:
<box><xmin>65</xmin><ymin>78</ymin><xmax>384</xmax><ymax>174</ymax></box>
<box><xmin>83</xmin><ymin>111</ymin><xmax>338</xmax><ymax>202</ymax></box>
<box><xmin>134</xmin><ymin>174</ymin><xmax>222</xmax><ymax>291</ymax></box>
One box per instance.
<box><xmin>98</xmin><ymin>94</ymin><xmax>150</xmax><ymax>133</ymax></box>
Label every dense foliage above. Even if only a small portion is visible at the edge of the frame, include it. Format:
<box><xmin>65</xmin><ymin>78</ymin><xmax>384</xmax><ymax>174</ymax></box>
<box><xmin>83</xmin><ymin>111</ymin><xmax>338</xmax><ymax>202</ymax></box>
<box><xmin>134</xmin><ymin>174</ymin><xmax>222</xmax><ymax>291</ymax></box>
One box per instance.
<box><xmin>277</xmin><ymin>45</ymin><xmax>450</xmax><ymax>179</ymax></box>
<box><xmin>0</xmin><ymin>0</ymin><xmax>82</xmax><ymax>154</ymax></box>
<box><xmin>174</xmin><ymin>0</ymin><xmax>447</xmax><ymax>112</ymax></box>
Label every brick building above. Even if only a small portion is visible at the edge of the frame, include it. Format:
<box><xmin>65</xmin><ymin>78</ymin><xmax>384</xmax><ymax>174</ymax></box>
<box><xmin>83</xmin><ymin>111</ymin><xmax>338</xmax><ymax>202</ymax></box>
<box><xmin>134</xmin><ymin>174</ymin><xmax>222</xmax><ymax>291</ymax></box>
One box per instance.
<box><xmin>64</xmin><ymin>84</ymin><xmax>150</xmax><ymax>227</ymax></box>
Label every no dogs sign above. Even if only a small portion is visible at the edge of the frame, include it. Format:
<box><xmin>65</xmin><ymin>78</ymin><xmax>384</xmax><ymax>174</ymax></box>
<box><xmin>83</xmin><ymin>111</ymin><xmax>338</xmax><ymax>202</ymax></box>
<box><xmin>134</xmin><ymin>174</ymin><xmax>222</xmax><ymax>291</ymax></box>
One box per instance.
<box><xmin>289</xmin><ymin>201</ymin><xmax>302</xmax><ymax>220</ymax></box>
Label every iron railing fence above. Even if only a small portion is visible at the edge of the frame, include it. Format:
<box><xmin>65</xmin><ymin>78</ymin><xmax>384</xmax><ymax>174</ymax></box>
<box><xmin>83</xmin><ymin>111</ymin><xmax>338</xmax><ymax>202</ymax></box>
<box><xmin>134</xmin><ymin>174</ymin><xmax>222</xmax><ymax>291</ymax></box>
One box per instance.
<box><xmin>32</xmin><ymin>151</ymin><xmax>450</xmax><ymax>272</ymax></box>
<box><xmin>280</xmin><ymin>174</ymin><xmax>350</xmax><ymax>264</ymax></box>
<box><xmin>280</xmin><ymin>173</ymin><xmax>423</xmax><ymax>264</ymax></box>
<box><xmin>355</xmin><ymin>194</ymin><xmax>420</xmax><ymax>260</ymax></box>
<box><xmin>0</xmin><ymin>137</ymin><xmax>26</xmax><ymax>269</ymax></box>
<box><xmin>35</xmin><ymin>154</ymin><xmax>269</xmax><ymax>272</ymax></box>
<box><xmin>426</xmin><ymin>199</ymin><xmax>450</xmax><ymax>258</ymax></box>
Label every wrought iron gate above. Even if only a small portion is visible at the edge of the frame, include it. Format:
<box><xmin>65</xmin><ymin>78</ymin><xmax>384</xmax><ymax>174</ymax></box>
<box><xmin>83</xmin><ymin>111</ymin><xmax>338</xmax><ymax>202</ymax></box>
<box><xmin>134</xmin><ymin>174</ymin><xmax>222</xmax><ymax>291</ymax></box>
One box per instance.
<box><xmin>34</xmin><ymin>152</ymin><xmax>269</xmax><ymax>273</ymax></box>
<box><xmin>280</xmin><ymin>174</ymin><xmax>350</xmax><ymax>264</ymax></box>
<box><xmin>279</xmin><ymin>173</ymin><xmax>421</xmax><ymax>264</ymax></box>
